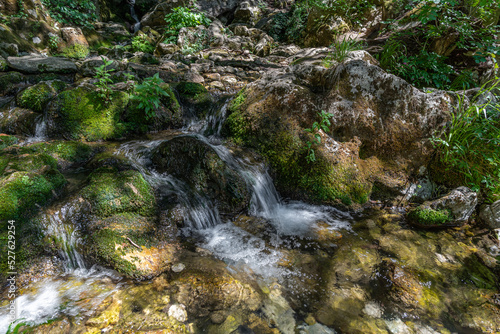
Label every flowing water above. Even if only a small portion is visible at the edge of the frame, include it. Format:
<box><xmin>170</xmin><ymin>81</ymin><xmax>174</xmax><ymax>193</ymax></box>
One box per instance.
<box><xmin>1</xmin><ymin>94</ymin><xmax>496</xmax><ymax>333</ymax></box>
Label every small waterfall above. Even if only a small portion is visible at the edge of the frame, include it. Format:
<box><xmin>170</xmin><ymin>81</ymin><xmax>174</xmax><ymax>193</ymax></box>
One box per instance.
<box><xmin>116</xmin><ymin>140</ymin><xmax>223</xmax><ymax>230</ymax></box>
<box><xmin>203</xmin><ymin>98</ymin><xmax>230</xmax><ymax>137</ymax></box>
<box><xmin>24</xmin><ymin>115</ymin><xmax>47</xmax><ymax>144</ymax></box>
<box><xmin>128</xmin><ymin>0</ymin><xmax>141</xmax><ymax>33</ymax></box>
<box><xmin>41</xmin><ymin>200</ymin><xmax>87</xmax><ymax>271</ymax></box>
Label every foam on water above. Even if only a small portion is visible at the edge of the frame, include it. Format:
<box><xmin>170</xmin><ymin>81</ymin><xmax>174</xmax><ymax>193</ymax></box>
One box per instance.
<box><xmin>0</xmin><ymin>268</ymin><xmax>121</xmax><ymax>334</ymax></box>
<box><xmin>199</xmin><ymin>223</ymin><xmax>288</xmax><ymax>279</ymax></box>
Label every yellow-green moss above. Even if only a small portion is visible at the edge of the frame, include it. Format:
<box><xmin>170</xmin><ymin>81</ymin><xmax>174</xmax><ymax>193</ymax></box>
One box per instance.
<box><xmin>54</xmin><ymin>87</ymin><xmax>129</xmax><ymax>141</ymax></box>
<box><xmin>62</xmin><ymin>44</ymin><xmax>90</xmax><ymax>59</ymax></box>
<box><xmin>0</xmin><ymin>157</ymin><xmax>66</xmax><ymax>221</ymax></box>
<box><xmin>17</xmin><ymin>81</ymin><xmax>66</xmax><ymax>112</ymax></box>
<box><xmin>408</xmin><ymin>207</ymin><xmax>452</xmax><ymax>226</ymax></box>
<box><xmin>19</xmin><ymin>140</ymin><xmax>93</xmax><ymax>164</ymax></box>
<box><xmin>82</xmin><ymin>167</ymin><xmax>156</xmax><ymax>217</ymax></box>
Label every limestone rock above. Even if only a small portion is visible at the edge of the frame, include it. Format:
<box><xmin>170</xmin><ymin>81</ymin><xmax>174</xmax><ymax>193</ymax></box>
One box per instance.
<box><xmin>61</xmin><ymin>27</ymin><xmax>88</xmax><ymax>47</ymax></box>
<box><xmin>480</xmin><ymin>200</ymin><xmax>500</xmax><ymax>229</ymax></box>
<box><xmin>7</xmin><ymin>55</ymin><xmax>78</xmax><ymax>74</ymax></box>
<box><xmin>233</xmin><ymin>1</ymin><xmax>261</xmax><ymax>25</ymax></box>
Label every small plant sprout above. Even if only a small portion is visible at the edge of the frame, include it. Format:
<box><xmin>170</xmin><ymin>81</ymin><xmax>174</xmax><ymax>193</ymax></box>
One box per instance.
<box><xmin>94</xmin><ymin>57</ymin><xmax>115</xmax><ymax>104</ymax></box>
<box><xmin>304</xmin><ymin>110</ymin><xmax>334</xmax><ymax>163</ymax></box>
<box><xmin>131</xmin><ymin>73</ymin><xmax>170</xmax><ymax>120</ymax></box>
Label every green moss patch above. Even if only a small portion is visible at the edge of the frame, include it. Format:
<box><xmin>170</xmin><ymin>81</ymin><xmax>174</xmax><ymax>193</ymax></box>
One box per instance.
<box><xmin>0</xmin><ymin>153</ymin><xmax>66</xmax><ymax>220</ymax></box>
<box><xmin>52</xmin><ymin>87</ymin><xmax>129</xmax><ymax>141</ymax></box>
<box><xmin>407</xmin><ymin>207</ymin><xmax>452</xmax><ymax>226</ymax></box>
<box><xmin>0</xmin><ymin>135</ymin><xmax>18</xmax><ymax>150</ymax></box>
<box><xmin>17</xmin><ymin>80</ymin><xmax>66</xmax><ymax>112</ymax></box>
<box><xmin>82</xmin><ymin>167</ymin><xmax>156</xmax><ymax>218</ymax></box>
<box><xmin>19</xmin><ymin>140</ymin><xmax>93</xmax><ymax>167</ymax></box>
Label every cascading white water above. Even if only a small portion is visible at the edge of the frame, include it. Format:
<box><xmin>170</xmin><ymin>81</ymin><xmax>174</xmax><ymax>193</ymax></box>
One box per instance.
<box><xmin>24</xmin><ymin>115</ymin><xmax>47</xmax><ymax>144</ymax></box>
<box><xmin>0</xmin><ymin>200</ymin><xmax>122</xmax><ymax>333</ymax></box>
<box><xmin>116</xmin><ymin>140</ymin><xmax>223</xmax><ymax>230</ymax></box>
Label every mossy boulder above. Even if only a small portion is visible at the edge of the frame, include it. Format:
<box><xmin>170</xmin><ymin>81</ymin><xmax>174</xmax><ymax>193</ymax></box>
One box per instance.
<box><xmin>0</xmin><ymin>152</ymin><xmax>65</xmax><ymax>222</ymax></box>
<box><xmin>152</xmin><ymin>136</ymin><xmax>251</xmax><ymax>215</ymax></box>
<box><xmin>223</xmin><ymin>88</ymin><xmax>375</xmax><ymax>206</ymax></box>
<box><xmin>19</xmin><ymin>140</ymin><xmax>94</xmax><ymax>169</ymax></box>
<box><xmin>0</xmin><ymin>71</ymin><xmax>25</xmax><ymax>96</ymax></box>
<box><xmin>84</xmin><ymin>213</ymin><xmax>178</xmax><ymax>279</ymax></box>
<box><xmin>124</xmin><ymin>83</ymin><xmax>182</xmax><ymax>133</ymax></box>
<box><xmin>174</xmin><ymin>81</ymin><xmax>213</xmax><ymax>117</ymax></box>
<box><xmin>79</xmin><ymin>166</ymin><xmax>177</xmax><ymax>279</ymax></box>
<box><xmin>48</xmin><ymin>86</ymin><xmax>129</xmax><ymax>141</ymax></box>
<box><xmin>81</xmin><ymin>166</ymin><xmax>156</xmax><ymax>217</ymax></box>
<box><xmin>16</xmin><ymin>80</ymin><xmax>66</xmax><ymax>112</ymax></box>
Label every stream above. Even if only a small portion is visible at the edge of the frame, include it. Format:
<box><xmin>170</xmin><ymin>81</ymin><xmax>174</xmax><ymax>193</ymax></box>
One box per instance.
<box><xmin>0</xmin><ymin>96</ymin><xmax>499</xmax><ymax>334</ymax></box>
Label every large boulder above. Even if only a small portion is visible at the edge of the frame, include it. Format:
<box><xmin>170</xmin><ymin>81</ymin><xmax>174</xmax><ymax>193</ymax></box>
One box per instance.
<box><xmin>223</xmin><ymin>52</ymin><xmax>451</xmax><ymax>205</ymax></box>
<box><xmin>7</xmin><ymin>55</ymin><xmax>78</xmax><ymax>74</ymax></box>
<box><xmin>47</xmin><ymin>86</ymin><xmax>129</xmax><ymax>141</ymax></box>
<box><xmin>152</xmin><ymin>136</ymin><xmax>251</xmax><ymax>215</ymax></box>
<box><xmin>80</xmin><ymin>166</ymin><xmax>178</xmax><ymax>279</ymax></box>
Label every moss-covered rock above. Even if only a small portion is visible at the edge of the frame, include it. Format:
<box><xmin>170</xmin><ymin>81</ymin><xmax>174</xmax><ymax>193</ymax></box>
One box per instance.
<box><xmin>124</xmin><ymin>83</ymin><xmax>182</xmax><ymax>133</ymax></box>
<box><xmin>152</xmin><ymin>136</ymin><xmax>251</xmax><ymax>215</ymax></box>
<box><xmin>0</xmin><ymin>134</ymin><xmax>18</xmax><ymax>149</ymax></box>
<box><xmin>48</xmin><ymin>86</ymin><xmax>129</xmax><ymax>141</ymax></box>
<box><xmin>175</xmin><ymin>81</ymin><xmax>213</xmax><ymax>117</ymax></box>
<box><xmin>408</xmin><ymin>207</ymin><xmax>452</xmax><ymax>226</ymax></box>
<box><xmin>0</xmin><ymin>152</ymin><xmax>65</xmax><ymax>222</ymax></box>
<box><xmin>16</xmin><ymin>80</ymin><xmax>66</xmax><ymax>112</ymax></box>
<box><xmin>223</xmin><ymin>87</ymin><xmax>375</xmax><ymax>206</ymax></box>
<box><xmin>84</xmin><ymin>213</ymin><xmax>177</xmax><ymax>279</ymax></box>
<box><xmin>0</xmin><ymin>71</ymin><xmax>25</xmax><ymax>96</ymax></box>
<box><xmin>19</xmin><ymin>140</ymin><xmax>93</xmax><ymax>169</ymax></box>
<box><xmin>81</xmin><ymin>167</ymin><xmax>156</xmax><ymax>217</ymax></box>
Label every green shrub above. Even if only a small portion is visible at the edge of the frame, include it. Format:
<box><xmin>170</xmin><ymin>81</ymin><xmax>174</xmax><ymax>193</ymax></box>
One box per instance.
<box><xmin>431</xmin><ymin>81</ymin><xmax>500</xmax><ymax>202</ymax></box>
<box><xmin>94</xmin><ymin>57</ymin><xmax>115</xmax><ymax>103</ymax></box>
<box><xmin>377</xmin><ymin>0</ymin><xmax>499</xmax><ymax>89</ymax></box>
<box><xmin>163</xmin><ymin>6</ymin><xmax>211</xmax><ymax>44</ymax></box>
<box><xmin>130</xmin><ymin>73</ymin><xmax>170</xmax><ymax>120</ymax></box>
<box><xmin>41</xmin><ymin>0</ymin><xmax>97</xmax><ymax>27</ymax></box>
<box><xmin>304</xmin><ymin>110</ymin><xmax>333</xmax><ymax>163</ymax></box>
<box><xmin>131</xmin><ymin>34</ymin><xmax>155</xmax><ymax>53</ymax></box>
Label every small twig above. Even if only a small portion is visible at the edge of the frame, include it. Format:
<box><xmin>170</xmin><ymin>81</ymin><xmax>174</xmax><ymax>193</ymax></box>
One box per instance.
<box><xmin>125</xmin><ymin>237</ymin><xmax>142</xmax><ymax>250</ymax></box>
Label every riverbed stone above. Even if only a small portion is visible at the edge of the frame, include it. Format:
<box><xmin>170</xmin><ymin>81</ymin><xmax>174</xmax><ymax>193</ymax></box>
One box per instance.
<box><xmin>152</xmin><ymin>135</ymin><xmax>251</xmax><ymax>215</ymax></box>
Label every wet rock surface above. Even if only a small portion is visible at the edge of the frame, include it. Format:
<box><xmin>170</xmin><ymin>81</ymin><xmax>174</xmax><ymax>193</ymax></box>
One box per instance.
<box><xmin>0</xmin><ymin>1</ymin><xmax>499</xmax><ymax>332</ymax></box>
